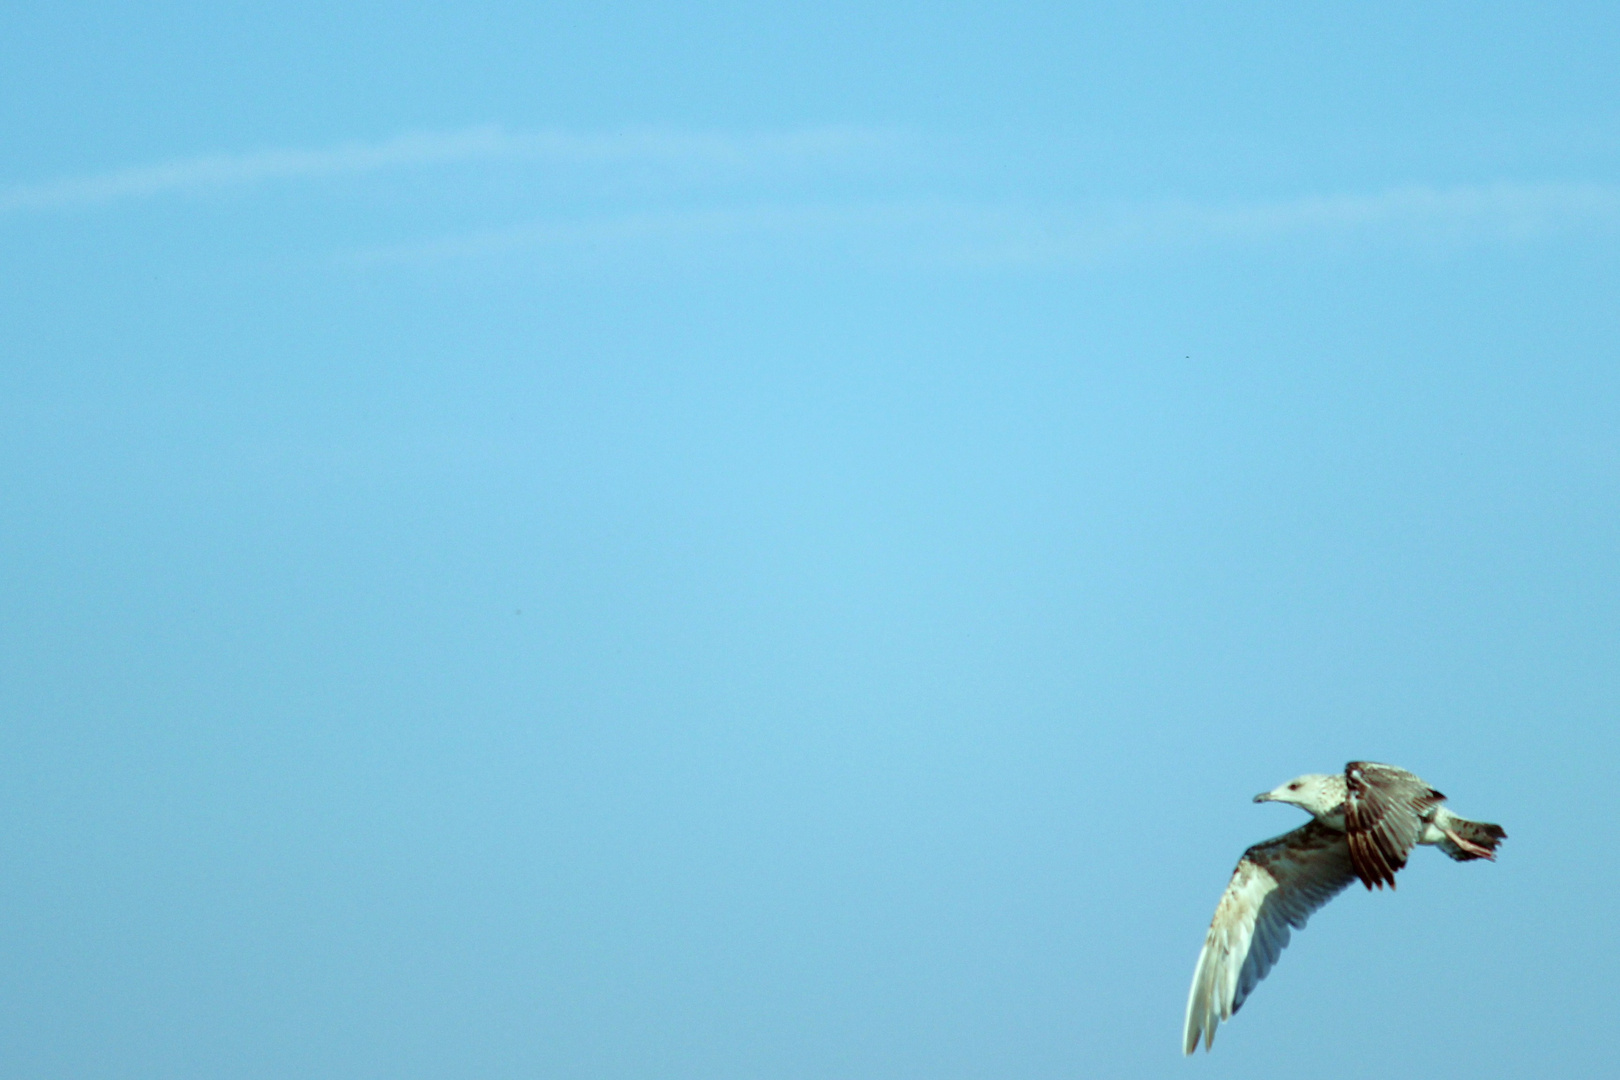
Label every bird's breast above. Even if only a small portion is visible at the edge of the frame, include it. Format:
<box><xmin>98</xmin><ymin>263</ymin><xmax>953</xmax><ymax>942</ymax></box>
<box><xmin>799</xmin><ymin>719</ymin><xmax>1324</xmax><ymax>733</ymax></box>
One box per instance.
<box><xmin>1315</xmin><ymin>807</ymin><xmax>1347</xmax><ymax>831</ymax></box>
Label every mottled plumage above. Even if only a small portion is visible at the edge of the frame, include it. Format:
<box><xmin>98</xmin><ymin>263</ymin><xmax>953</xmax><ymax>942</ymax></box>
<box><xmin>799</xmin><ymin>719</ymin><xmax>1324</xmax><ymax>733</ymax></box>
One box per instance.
<box><xmin>1344</xmin><ymin>761</ymin><xmax>1447</xmax><ymax>889</ymax></box>
<box><xmin>1183</xmin><ymin>761</ymin><xmax>1505</xmax><ymax>1054</ymax></box>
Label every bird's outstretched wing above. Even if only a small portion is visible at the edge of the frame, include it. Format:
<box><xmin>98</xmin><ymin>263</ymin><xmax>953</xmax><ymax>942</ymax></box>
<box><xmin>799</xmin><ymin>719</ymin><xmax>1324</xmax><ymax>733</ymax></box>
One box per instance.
<box><xmin>1344</xmin><ymin>761</ymin><xmax>1445</xmax><ymax>890</ymax></box>
<box><xmin>1183</xmin><ymin>820</ymin><xmax>1356</xmax><ymax>1054</ymax></box>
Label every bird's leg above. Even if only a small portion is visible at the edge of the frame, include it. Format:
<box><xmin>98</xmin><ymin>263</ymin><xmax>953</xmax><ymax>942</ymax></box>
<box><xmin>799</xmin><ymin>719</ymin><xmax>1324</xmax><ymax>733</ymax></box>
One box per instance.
<box><xmin>1443</xmin><ymin>827</ymin><xmax>1496</xmax><ymax>860</ymax></box>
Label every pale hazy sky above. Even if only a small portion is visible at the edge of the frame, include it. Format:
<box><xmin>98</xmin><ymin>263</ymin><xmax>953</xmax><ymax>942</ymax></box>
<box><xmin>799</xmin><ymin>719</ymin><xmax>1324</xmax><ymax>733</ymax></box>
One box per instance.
<box><xmin>3</xmin><ymin>4</ymin><xmax>1618</xmax><ymax>1078</ymax></box>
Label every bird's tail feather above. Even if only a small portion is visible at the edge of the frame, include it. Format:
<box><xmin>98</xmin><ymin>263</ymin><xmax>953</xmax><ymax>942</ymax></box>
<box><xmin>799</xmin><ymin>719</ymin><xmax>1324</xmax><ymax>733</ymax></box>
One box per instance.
<box><xmin>1436</xmin><ymin>814</ymin><xmax>1506</xmax><ymax>861</ymax></box>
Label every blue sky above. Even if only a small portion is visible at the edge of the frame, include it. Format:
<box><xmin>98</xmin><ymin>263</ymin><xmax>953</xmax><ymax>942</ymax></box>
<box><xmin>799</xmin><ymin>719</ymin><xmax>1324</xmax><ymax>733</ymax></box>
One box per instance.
<box><xmin>3</xmin><ymin>4</ymin><xmax>1618</xmax><ymax>1078</ymax></box>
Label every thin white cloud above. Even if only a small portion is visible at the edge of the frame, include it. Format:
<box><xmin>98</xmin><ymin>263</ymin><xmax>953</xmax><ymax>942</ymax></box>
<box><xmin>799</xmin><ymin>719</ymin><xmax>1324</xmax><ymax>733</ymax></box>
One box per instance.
<box><xmin>11</xmin><ymin>122</ymin><xmax>1616</xmax><ymax>273</ymax></box>
<box><xmin>1153</xmin><ymin>182</ymin><xmax>1620</xmax><ymax>244</ymax></box>
<box><xmin>922</xmin><ymin>182</ymin><xmax>1620</xmax><ymax>266</ymax></box>
<box><xmin>348</xmin><ymin>181</ymin><xmax>1620</xmax><ymax>270</ymax></box>
<box><xmin>347</xmin><ymin>203</ymin><xmax>936</xmax><ymax>266</ymax></box>
<box><xmin>0</xmin><ymin>124</ymin><xmax>900</xmax><ymax>214</ymax></box>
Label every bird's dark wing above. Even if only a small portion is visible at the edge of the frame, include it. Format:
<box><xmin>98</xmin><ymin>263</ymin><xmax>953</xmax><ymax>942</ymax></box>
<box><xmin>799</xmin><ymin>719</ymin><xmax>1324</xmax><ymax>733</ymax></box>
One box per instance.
<box><xmin>1183</xmin><ymin>820</ymin><xmax>1357</xmax><ymax>1054</ymax></box>
<box><xmin>1344</xmin><ymin>761</ymin><xmax>1445</xmax><ymax>890</ymax></box>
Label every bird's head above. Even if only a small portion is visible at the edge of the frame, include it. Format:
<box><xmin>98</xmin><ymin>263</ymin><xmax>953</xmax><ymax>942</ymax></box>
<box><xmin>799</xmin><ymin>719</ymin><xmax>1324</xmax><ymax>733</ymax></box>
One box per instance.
<box><xmin>1254</xmin><ymin>773</ymin><xmax>1341</xmax><ymax>816</ymax></box>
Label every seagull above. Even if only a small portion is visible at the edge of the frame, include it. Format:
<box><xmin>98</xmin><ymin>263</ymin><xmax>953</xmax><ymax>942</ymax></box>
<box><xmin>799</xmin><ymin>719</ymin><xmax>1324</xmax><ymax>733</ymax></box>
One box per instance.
<box><xmin>1182</xmin><ymin>761</ymin><xmax>1505</xmax><ymax>1054</ymax></box>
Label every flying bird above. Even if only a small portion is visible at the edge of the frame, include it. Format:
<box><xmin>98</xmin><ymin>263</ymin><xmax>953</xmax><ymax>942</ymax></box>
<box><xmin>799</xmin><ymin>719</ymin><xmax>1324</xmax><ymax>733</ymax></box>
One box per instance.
<box><xmin>1183</xmin><ymin>761</ymin><xmax>1504</xmax><ymax>1054</ymax></box>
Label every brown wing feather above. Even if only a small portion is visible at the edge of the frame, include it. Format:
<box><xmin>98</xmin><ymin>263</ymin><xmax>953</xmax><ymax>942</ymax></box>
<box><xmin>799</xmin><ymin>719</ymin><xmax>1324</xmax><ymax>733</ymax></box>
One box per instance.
<box><xmin>1343</xmin><ymin>761</ymin><xmax>1445</xmax><ymax>890</ymax></box>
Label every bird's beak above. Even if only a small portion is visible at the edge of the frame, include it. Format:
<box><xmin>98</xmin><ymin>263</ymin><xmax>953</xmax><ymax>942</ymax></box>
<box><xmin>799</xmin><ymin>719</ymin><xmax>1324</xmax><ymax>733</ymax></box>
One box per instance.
<box><xmin>1253</xmin><ymin>792</ymin><xmax>1273</xmax><ymax>803</ymax></box>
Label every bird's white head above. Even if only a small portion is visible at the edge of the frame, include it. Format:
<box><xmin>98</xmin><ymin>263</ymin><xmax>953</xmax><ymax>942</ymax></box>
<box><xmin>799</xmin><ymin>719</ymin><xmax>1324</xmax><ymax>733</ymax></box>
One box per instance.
<box><xmin>1254</xmin><ymin>773</ymin><xmax>1345</xmax><ymax>818</ymax></box>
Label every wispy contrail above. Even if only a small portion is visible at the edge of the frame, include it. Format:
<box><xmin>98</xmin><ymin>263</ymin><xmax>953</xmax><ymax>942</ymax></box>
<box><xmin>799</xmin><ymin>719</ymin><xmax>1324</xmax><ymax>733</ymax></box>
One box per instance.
<box><xmin>1149</xmin><ymin>182</ymin><xmax>1620</xmax><ymax>243</ymax></box>
<box><xmin>0</xmin><ymin>124</ymin><xmax>900</xmax><ymax>214</ymax></box>
<box><xmin>348</xmin><ymin>181</ymin><xmax>1620</xmax><ymax>269</ymax></box>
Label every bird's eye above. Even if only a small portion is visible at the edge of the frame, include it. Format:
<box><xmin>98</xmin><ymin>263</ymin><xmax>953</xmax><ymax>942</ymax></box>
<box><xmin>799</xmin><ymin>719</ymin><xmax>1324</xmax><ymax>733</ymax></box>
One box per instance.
<box><xmin>1289</xmin><ymin>783</ymin><xmax>1301</xmax><ymax>790</ymax></box>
